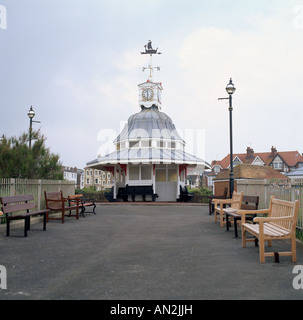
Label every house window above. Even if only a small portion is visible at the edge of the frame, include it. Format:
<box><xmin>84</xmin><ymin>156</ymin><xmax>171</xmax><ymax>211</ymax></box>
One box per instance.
<box><xmin>214</xmin><ymin>166</ymin><xmax>220</xmax><ymax>173</ymax></box>
<box><xmin>141</xmin><ymin>165</ymin><xmax>152</xmax><ymax>180</ymax></box>
<box><xmin>129</xmin><ymin>166</ymin><xmax>140</xmax><ymax>180</ymax></box>
<box><xmin>273</xmin><ymin>161</ymin><xmax>283</xmax><ymax>169</ymax></box>
<box><xmin>156</xmin><ymin>169</ymin><xmax>166</xmax><ymax>182</ymax></box>
<box><xmin>168</xmin><ymin>169</ymin><xmax>177</xmax><ymax>182</ymax></box>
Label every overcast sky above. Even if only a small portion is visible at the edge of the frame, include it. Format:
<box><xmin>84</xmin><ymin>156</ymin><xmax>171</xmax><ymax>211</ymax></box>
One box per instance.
<box><xmin>1</xmin><ymin>0</ymin><xmax>303</xmax><ymax>169</ymax></box>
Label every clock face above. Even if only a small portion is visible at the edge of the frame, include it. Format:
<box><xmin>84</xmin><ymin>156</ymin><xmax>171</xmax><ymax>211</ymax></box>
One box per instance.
<box><xmin>142</xmin><ymin>88</ymin><xmax>154</xmax><ymax>101</ymax></box>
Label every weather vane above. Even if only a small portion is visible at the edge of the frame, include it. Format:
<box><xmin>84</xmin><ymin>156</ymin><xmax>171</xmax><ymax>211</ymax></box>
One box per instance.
<box><xmin>141</xmin><ymin>40</ymin><xmax>162</xmax><ymax>80</ymax></box>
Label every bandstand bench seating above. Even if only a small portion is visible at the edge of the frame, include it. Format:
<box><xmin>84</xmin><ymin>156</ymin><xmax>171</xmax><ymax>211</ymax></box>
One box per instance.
<box><xmin>177</xmin><ymin>186</ymin><xmax>194</xmax><ymax>202</ymax></box>
<box><xmin>241</xmin><ymin>196</ymin><xmax>299</xmax><ymax>263</ymax></box>
<box><xmin>68</xmin><ymin>194</ymin><xmax>96</xmax><ymax>217</ymax></box>
<box><xmin>0</xmin><ymin>194</ymin><xmax>49</xmax><ymax>237</ymax></box>
<box><xmin>118</xmin><ymin>185</ymin><xmax>158</xmax><ymax>202</ymax></box>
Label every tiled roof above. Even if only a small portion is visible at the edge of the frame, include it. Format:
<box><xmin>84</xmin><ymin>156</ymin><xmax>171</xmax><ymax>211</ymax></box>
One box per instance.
<box><xmin>212</xmin><ymin>149</ymin><xmax>303</xmax><ymax>169</ymax></box>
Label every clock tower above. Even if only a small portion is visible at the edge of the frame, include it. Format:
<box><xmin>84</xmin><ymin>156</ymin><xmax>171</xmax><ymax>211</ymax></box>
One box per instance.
<box><xmin>139</xmin><ymin>41</ymin><xmax>163</xmax><ymax>109</ymax></box>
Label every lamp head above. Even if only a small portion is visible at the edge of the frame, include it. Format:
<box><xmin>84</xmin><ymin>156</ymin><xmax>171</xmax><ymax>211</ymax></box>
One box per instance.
<box><xmin>27</xmin><ymin>106</ymin><xmax>35</xmax><ymax>119</ymax></box>
<box><xmin>226</xmin><ymin>78</ymin><xmax>236</xmax><ymax>95</ymax></box>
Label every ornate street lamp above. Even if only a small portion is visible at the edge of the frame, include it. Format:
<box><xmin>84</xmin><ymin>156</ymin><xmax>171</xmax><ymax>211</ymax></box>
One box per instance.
<box><xmin>219</xmin><ymin>78</ymin><xmax>236</xmax><ymax>198</ymax></box>
<box><xmin>27</xmin><ymin>106</ymin><xmax>40</xmax><ymax>149</ymax></box>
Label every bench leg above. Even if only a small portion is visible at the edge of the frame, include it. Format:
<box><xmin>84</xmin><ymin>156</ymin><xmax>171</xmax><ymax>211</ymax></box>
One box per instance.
<box><xmin>6</xmin><ymin>219</ymin><xmax>10</xmax><ymax>237</ymax></box>
<box><xmin>242</xmin><ymin>228</ymin><xmax>246</xmax><ymax>248</ymax></box>
<box><xmin>291</xmin><ymin>236</ymin><xmax>297</xmax><ymax>263</ymax></box>
<box><xmin>24</xmin><ymin>217</ymin><xmax>28</xmax><ymax>237</ymax></box>
<box><xmin>226</xmin><ymin>214</ymin><xmax>230</xmax><ymax>231</ymax></box>
<box><xmin>234</xmin><ymin>218</ymin><xmax>238</xmax><ymax>238</ymax></box>
<box><xmin>43</xmin><ymin>213</ymin><xmax>47</xmax><ymax>231</ymax></box>
<box><xmin>259</xmin><ymin>240</ymin><xmax>265</xmax><ymax>264</ymax></box>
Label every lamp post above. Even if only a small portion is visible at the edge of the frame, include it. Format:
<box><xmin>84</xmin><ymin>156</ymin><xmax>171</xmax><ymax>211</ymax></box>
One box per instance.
<box><xmin>219</xmin><ymin>78</ymin><xmax>236</xmax><ymax>198</ymax></box>
<box><xmin>27</xmin><ymin>106</ymin><xmax>41</xmax><ymax>149</ymax></box>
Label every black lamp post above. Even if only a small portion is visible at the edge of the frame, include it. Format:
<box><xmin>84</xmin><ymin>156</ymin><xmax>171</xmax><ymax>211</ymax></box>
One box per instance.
<box><xmin>27</xmin><ymin>106</ymin><xmax>40</xmax><ymax>149</ymax></box>
<box><xmin>219</xmin><ymin>78</ymin><xmax>236</xmax><ymax>198</ymax></box>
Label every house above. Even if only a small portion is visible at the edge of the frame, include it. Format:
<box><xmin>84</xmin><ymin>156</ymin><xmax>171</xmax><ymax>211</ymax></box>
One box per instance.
<box><xmin>211</xmin><ymin>146</ymin><xmax>303</xmax><ymax>174</ymax></box>
<box><xmin>84</xmin><ymin>168</ymin><xmax>114</xmax><ymax>191</ymax></box>
<box><xmin>213</xmin><ymin>164</ymin><xmax>288</xmax><ymax>196</ymax></box>
<box><xmin>62</xmin><ymin>166</ymin><xmax>78</xmax><ymax>185</ymax></box>
<box><xmin>286</xmin><ymin>167</ymin><xmax>303</xmax><ymax>183</ymax></box>
<box><xmin>62</xmin><ymin>166</ymin><xmax>84</xmax><ymax>189</ymax></box>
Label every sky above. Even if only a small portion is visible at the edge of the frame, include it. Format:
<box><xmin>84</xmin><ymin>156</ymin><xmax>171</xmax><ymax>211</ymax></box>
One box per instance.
<box><xmin>1</xmin><ymin>0</ymin><xmax>303</xmax><ymax>169</ymax></box>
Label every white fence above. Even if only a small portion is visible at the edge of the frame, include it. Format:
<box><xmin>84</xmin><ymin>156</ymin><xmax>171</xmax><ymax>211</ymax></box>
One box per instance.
<box><xmin>237</xmin><ymin>179</ymin><xmax>303</xmax><ymax>230</ymax></box>
<box><xmin>0</xmin><ymin>178</ymin><xmax>75</xmax><ymax>210</ymax></box>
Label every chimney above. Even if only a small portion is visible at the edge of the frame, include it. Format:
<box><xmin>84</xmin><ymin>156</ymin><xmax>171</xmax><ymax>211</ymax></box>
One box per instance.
<box><xmin>271</xmin><ymin>146</ymin><xmax>277</xmax><ymax>155</ymax></box>
<box><xmin>246</xmin><ymin>147</ymin><xmax>254</xmax><ymax>159</ymax></box>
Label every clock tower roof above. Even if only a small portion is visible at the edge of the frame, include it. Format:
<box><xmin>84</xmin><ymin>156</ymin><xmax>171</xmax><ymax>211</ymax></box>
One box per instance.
<box><xmin>114</xmin><ymin>105</ymin><xmax>184</xmax><ymax>143</ymax></box>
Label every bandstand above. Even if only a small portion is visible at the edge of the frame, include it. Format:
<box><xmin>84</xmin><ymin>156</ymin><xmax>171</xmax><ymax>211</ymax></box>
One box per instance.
<box><xmin>86</xmin><ymin>41</ymin><xmax>210</xmax><ymax>201</ymax></box>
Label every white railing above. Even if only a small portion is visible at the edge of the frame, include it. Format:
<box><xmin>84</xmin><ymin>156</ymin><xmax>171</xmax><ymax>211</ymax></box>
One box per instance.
<box><xmin>0</xmin><ymin>178</ymin><xmax>75</xmax><ymax>210</ymax></box>
<box><xmin>237</xmin><ymin>179</ymin><xmax>303</xmax><ymax>230</ymax></box>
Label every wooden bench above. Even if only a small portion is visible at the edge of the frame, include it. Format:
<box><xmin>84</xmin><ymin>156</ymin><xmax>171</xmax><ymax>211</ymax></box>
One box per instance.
<box><xmin>44</xmin><ymin>191</ymin><xmax>79</xmax><ymax>223</ymax></box>
<box><xmin>118</xmin><ymin>185</ymin><xmax>158</xmax><ymax>202</ymax></box>
<box><xmin>68</xmin><ymin>194</ymin><xmax>96</xmax><ymax>217</ymax></box>
<box><xmin>241</xmin><ymin>196</ymin><xmax>299</xmax><ymax>263</ymax></box>
<box><xmin>225</xmin><ymin>195</ymin><xmax>259</xmax><ymax>238</ymax></box>
<box><xmin>177</xmin><ymin>186</ymin><xmax>194</xmax><ymax>202</ymax></box>
<box><xmin>0</xmin><ymin>194</ymin><xmax>49</xmax><ymax>237</ymax></box>
<box><xmin>213</xmin><ymin>191</ymin><xmax>243</xmax><ymax>228</ymax></box>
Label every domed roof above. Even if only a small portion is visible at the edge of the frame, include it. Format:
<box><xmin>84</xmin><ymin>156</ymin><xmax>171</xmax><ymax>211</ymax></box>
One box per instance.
<box><xmin>114</xmin><ymin>105</ymin><xmax>185</xmax><ymax>143</ymax></box>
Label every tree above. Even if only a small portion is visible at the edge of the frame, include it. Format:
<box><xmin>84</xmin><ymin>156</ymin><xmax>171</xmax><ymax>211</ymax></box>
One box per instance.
<box><xmin>0</xmin><ymin>130</ymin><xmax>63</xmax><ymax>179</ymax></box>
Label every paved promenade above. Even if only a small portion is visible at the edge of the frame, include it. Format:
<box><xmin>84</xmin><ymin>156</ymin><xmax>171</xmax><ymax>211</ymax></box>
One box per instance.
<box><xmin>1</xmin><ymin>203</ymin><xmax>303</xmax><ymax>300</ymax></box>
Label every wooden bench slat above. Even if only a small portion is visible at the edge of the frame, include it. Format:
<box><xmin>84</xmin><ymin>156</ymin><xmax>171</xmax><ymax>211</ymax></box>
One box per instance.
<box><xmin>0</xmin><ymin>194</ymin><xmax>34</xmax><ymax>204</ymax></box>
<box><xmin>243</xmin><ymin>223</ymin><xmax>290</xmax><ymax>237</ymax></box>
<box><xmin>2</xmin><ymin>202</ymin><xmax>36</xmax><ymax>214</ymax></box>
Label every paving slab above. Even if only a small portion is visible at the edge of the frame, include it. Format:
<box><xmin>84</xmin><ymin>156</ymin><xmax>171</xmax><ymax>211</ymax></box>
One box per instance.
<box><xmin>0</xmin><ymin>204</ymin><xmax>303</xmax><ymax>300</ymax></box>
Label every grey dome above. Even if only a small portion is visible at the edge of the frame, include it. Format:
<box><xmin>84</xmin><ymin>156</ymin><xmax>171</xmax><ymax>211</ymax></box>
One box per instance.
<box><xmin>114</xmin><ymin>105</ymin><xmax>184</xmax><ymax>143</ymax></box>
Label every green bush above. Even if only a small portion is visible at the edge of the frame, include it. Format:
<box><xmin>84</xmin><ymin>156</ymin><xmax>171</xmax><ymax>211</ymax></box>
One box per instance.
<box><xmin>188</xmin><ymin>187</ymin><xmax>213</xmax><ymax>196</ymax></box>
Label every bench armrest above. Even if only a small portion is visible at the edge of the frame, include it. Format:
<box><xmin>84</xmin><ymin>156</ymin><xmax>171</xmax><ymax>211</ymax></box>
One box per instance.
<box><xmin>238</xmin><ymin>209</ymin><xmax>269</xmax><ymax>216</ymax></box>
<box><xmin>254</xmin><ymin>216</ymin><xmax>294</xmax><ymax>223</ymax></box>
<box><xmin>213</xmin><ymin>198</ymin><xmax>234</xmax><ymax>205</ymax></box>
